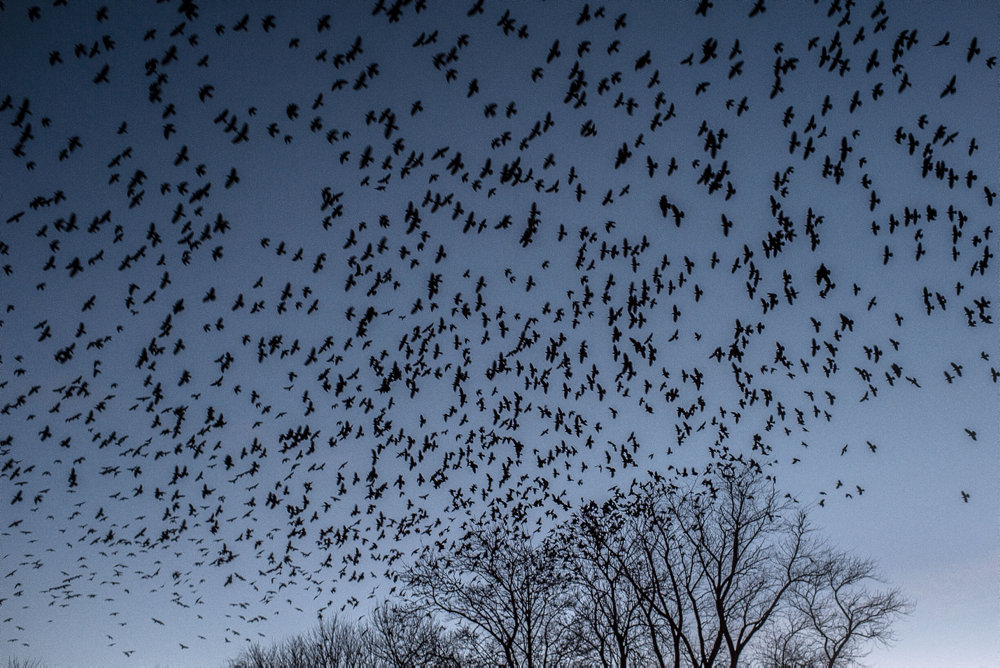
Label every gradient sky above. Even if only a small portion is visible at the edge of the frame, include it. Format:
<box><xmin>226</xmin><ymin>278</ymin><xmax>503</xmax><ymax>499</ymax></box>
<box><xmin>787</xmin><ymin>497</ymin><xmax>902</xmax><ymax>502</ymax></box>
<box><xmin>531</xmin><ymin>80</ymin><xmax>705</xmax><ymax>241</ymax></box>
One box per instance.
<box><xmin>1</xmin><ymin>1</ymin><xmax>997</xmax><ymax>666</ymax></box>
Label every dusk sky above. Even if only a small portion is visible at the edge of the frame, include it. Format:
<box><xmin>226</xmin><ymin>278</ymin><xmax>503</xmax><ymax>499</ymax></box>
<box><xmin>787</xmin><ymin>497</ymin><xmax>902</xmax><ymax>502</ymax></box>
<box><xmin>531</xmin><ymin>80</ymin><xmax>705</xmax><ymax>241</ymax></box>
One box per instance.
<box><xmin>1</xmin><ymin>1</ymin><xmax>997</xmax><ymax>666</ymax></box>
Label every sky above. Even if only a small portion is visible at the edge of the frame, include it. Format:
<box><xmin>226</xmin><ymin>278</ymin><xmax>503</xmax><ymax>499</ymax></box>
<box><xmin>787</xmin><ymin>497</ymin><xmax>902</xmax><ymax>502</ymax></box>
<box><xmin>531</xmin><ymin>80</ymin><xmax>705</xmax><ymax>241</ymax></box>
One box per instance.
<box><xmin>0</xmin><ymin>1</ymin><xmax>997</xmax><ymax>666</ymax></box>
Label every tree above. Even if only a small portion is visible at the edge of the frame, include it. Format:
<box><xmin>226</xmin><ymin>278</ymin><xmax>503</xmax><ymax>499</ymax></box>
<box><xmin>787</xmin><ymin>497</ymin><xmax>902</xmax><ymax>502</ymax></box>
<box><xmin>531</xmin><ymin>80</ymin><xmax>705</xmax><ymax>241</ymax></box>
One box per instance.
<box><xmin>226</xmin><ymin>614</ymin><xmax>374</xmax><ymax>668</ymax></box>
<box><xmin>402</xmin><ymin>518</ymin><xmax>576</xmax><ymax>668</ymax></box>
<box><xmin>559</xmin><ymin>460</ymin><xmax>908</xmax><ymax>668</ymax></box>
<box><xmin>368</xmin><ymin>600</ymin><xmax>467</xmax><ymax>667</ymax></box>
<box><xmin>306</xmin><ymin>613</ymin><xmax>376</xmax><ymax>667</ymax></box>
<box><xmin>558</xmin><ymin>498</ymin><xmax>658</xmax><ymax>668</ymax></box>
<box><xmin>774</xmin><ymin>552</ymin><xmax>911</xmax><ymax>667</ymax></box>
<box><xmin>590</xmin><ymin>461</ymin><xmax>823</xmax><ymax>667</ymax></box>
<box><xmin>5</xmin><ymin>659</ymin><xmax>48</xmax><ymax>668</ymax></box>
<box><xmin>391</xmin><ymin>459</ymin><xmax>908</xmax><ymax>668</ymax></box>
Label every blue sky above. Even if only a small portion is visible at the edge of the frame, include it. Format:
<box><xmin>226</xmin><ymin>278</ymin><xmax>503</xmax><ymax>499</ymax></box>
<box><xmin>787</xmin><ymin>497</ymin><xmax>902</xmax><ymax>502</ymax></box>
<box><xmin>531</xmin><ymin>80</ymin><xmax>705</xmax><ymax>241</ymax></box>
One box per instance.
<box><xmin>1</xmin><ymin>1</ymin><xmax>997</xmax><ymax>666</ymax></box>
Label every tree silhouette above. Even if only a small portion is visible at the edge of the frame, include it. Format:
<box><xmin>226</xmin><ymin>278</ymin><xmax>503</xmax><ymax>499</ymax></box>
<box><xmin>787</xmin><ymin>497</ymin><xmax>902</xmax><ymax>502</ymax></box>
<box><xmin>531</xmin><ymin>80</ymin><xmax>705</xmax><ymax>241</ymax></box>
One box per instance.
<box><xmin>556</xmin><ymin>462</ymin><xmax>822</xmax><ymax>667</ymax></box>
<box><xmin>227</xmin><ymin>461</ymin><xmax>908</xmax><ymax>667</ymax></box>
<box><xmin>554</xmin><ymin>461</ymin><xmax>909</xmax><ymax>668</ymax></box>
<box><xmin>225</xmin><ymin>614</ymin><xmax>373</xmax><ymax>668</ymax></box>
<box><xmin>758</xmin><ymin>551</ymin><xmax>911</xmax><ymax>667</ymax></box>
<box><xmin>558</xmin><ymin>497</ymin><xmax>659</xmax><ymax>667</ymax></box>
<box><xmin>403</xmin><ymin>519</ymin><xmax>577</xmax><ymax>668</ymax></box>
<box><xmin>368</xmin><ymin>601</ymin><xmax>467</xmax><ymax>667</ymax></box>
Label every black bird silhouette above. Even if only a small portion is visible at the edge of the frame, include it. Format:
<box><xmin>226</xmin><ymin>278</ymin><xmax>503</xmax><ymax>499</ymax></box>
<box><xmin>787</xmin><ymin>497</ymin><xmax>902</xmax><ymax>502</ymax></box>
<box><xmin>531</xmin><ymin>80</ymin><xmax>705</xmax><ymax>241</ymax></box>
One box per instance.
<box><xmin>940</xmin><ymin>74</ymin><xmax>957</xmax><ymax>97</ymax></box>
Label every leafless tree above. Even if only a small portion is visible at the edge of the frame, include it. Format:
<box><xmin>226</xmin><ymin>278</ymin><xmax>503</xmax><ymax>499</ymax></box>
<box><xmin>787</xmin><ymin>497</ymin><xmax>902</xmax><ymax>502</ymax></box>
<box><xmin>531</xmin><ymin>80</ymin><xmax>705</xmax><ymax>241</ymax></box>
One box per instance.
<box><xmin>772</xmin><ymin>551</ymin><xmax>911</xmax><ymax>667</ymax></box>
<box><xmin>402</xmin><ymin>518</ymin><xmax>577</xmax><ymax>668</ymax></box>
<box><xmin>368</xmin><ymin>600</ymin><xmax>467</xmax><ymax>666</ymax></box>
<box><xmin>754</xmin><ymin>606</ymin><xmax>828</xmax><ymax>668</ymax></box>
<box><xmin>265</xmin><ymin>461</ymin><xmax>906</xmax><ymax>668</ymax></box>
<box><xmin>5</xmin><ymin>659</ymin><xmax>48</xmax><ymax>668</ymax></box>
<box><xmin>556</xmin><ymin>497</ymin><xmax>660</xmax><ymax>668</ymax></box>
<box><xmin>607</xmin><ymin>461</ymin><xmax>823</xmax><ymax>667</ymax></box>
<box><xmin>226</xmin><ymin>613</ymin><xmax>374</xmax><ymax>668</ymax></box>
<box><xmin>559</xmin><ymin>460</ymin><xmax>906</xmax><ymax>668</ymax></box>
<box><xmin>306</xmin><ymin>613</ymin><xmax>376</xmax><ymax>667</ymax></box>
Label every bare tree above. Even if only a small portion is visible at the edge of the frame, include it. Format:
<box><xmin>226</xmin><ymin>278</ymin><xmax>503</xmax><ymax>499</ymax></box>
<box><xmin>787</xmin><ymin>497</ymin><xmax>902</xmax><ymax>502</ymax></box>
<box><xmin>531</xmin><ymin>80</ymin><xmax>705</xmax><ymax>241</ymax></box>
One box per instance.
<box><xmin>388</xmin><ymin>460</ymin><xmax>908</xmax><ymax>668</ymax></box>
<box><xmin>306</xmin><ymin>613</ymin><xmax>376</xmax><ymax>667</ymax></box>
<box><xmin>558</xmin><ymin>461</ymin><xmax>907</xmax><ymax>668</ymax></box>
<box><xmin>557</xmin><ymin>498</ymin><xmax>658</xmax><ymax>668</ymax></box>
<box><xmin>780</xmin><ymin>552</ymin><xmax>911</xmax><ymax>667</ymax></box>
<box><xmin>402</xmin><ymin>518</ymin><xmax>576</xmax><ymax>668</ymax></box>
<box><xmin>369</xmin><ymin>600</ymin><xmax>466</xmax><ymax>667</ymax></box>
<box><xmin>608</xmin><ymin>462</ymin><xmax>823</xmax><ymax>668</ymax></box>
<box><xmin>5</xmin><ymin>659</ymin><xmax>48</xmax><ymax>668</ymax></box>
<box><xmin>754</xmin><ymin>606</ymin><xmax>827</xmax><ymax>668</ymax></box>
<box><xmin>227</xmin><ymin>639</ymin><xmax>286</xmax><ymax>668</ymax></box>
<box><xmin>226</xmin><ymin>614</ymin><xmax>374</xmax><ymax>668</ymax></box>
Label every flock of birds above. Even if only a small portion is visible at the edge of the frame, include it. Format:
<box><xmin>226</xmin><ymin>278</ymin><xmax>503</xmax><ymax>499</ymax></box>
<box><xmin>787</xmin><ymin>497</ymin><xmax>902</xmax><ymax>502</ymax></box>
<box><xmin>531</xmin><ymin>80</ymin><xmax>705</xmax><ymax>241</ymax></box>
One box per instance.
<box><xmin>0</xmin><ymin>0</ymin><xmax>996</xmax><ymax>664</ymax></box>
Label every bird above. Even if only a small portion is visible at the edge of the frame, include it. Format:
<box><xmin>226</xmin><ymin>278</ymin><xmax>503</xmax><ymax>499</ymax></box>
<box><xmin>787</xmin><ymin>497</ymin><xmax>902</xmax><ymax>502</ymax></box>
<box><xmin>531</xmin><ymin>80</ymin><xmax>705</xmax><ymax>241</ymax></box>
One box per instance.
<box><xmin>940</xmin><ymin>74</ymin><xmax>957</xmax><ymax>97</ymax></box>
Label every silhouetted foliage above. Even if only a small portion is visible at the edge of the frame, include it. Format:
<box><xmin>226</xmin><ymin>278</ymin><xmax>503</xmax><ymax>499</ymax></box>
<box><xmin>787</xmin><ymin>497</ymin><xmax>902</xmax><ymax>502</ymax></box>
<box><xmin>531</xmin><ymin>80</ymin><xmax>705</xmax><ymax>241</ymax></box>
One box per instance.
<box><xmin>226</xmin><ymin>614</ymin><xmax>374</xmax><ymax>668</ymax></box>
<box><xmin>5</xmin><ymin>659</ymin><xmax>48</xmax><ymax>668</ymax></box>
<box><xmin>401</xmin><ymin>461</ymin><xmax>909</xmax><ymax>667</ymax></box>
<box><xmin>403</xmin><ymin>519</ymin><xmax>578</xmax><ymax>667</ymax></box>
<box><xmin>224</xmin><ymin>606</ymin><xmax>469</xmax><ymax>668</ymax></box>
<box><xmin>755</xmin><ymin>552</ymin><xmax>911</xmax><ymax>668</ymax></box>
<box><xmin>226</xmin><ymin>462</ymin><xmax>907</xmax><ymax>667</ymax></box>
